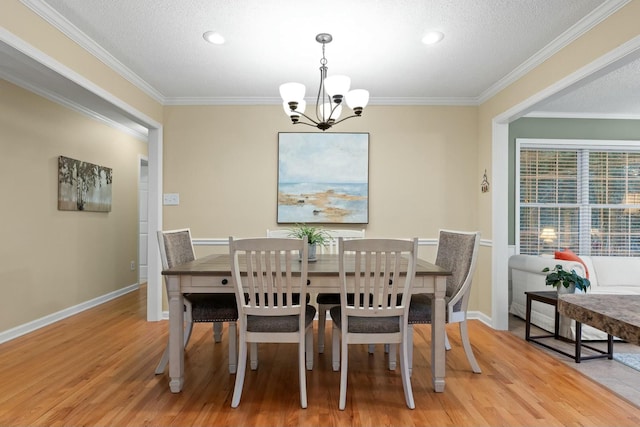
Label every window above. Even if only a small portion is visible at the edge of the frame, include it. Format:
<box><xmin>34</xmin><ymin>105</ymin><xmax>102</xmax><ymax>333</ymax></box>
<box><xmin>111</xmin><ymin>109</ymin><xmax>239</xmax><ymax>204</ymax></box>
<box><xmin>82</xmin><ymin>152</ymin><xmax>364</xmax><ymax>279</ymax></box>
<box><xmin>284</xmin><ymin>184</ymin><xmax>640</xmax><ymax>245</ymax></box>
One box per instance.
<box><xmin>516</xmin><ymin>139</ymin><xmax>640</xmax><ymax>256</ymax></box>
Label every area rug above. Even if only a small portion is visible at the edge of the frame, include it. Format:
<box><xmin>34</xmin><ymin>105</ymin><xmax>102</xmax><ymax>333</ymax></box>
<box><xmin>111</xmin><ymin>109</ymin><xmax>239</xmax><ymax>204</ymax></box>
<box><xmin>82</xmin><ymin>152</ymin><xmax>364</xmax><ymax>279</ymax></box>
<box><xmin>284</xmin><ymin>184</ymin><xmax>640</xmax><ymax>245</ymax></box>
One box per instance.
<box><xmin>613</xmin><ymin>353</ymin><xmax>640</xmax><ymax>372</ymax></box>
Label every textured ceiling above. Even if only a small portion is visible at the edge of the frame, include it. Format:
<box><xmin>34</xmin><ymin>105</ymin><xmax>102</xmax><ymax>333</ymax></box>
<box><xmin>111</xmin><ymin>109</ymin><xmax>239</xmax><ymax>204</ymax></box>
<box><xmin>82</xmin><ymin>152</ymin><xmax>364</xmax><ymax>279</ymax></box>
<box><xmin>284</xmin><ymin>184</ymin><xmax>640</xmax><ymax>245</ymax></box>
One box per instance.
<box><xmin>1</xmin><ymin>0</ymin><xmax>639</xmax><ymax>128</ymax></box>
<box><xmin>28</xmin><ymin>0</ymin><xmax>614</xmax><ymax>101</ymax></box>
<box><xmin>529</xmin><ymin>53</ymin><xmax>640</xmax><ymax>118</ymax></box>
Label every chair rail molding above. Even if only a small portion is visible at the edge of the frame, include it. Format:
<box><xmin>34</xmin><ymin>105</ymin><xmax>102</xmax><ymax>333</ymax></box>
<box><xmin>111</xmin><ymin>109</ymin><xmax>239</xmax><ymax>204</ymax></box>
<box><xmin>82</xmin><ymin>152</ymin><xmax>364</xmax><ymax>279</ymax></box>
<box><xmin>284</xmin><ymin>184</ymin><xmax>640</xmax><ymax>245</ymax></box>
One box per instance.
<box><xmin>193</xmin><ymin>237</ymin><xmax>493</xmax><ymax>248</ymax></box>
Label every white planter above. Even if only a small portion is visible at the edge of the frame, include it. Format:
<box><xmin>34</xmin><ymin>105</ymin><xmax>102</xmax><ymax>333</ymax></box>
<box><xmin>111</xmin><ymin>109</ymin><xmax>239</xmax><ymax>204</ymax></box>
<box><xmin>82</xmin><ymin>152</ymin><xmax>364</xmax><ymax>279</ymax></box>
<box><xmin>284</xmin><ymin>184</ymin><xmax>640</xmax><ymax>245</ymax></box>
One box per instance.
<box><xmin>299</xmin><ymin>243</ymin><xmax>317</xmax><ymax>262</ymax></box>
<box><xmin>557</xmin><ymin>283</ymin><xmax>576</xmax><ymax>295</ymax></box>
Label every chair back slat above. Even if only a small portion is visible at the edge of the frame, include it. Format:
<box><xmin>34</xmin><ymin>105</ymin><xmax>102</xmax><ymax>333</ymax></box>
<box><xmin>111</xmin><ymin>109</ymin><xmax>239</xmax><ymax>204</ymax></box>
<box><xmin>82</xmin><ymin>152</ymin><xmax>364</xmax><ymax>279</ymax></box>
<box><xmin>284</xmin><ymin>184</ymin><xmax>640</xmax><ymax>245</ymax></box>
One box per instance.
<box><xmin>319</xmin><ymin>229</ymin><xmax>365</xmax><ymax>254</ymax></box>
<box><xmin>265</xmin><ymin>229</ymin><xmax>291</xmax><ymax>238</ymax></box>
<box><xmin>230</xmin><ymin>237</ymin><xmax>308</xmax><ymax>317</ymax></box>
<box><xmin>340</xmin><ymin>238</ymin><xmax>418</xmax><ymax>318</ymax></box>
<box><xmin>267</xmin><ymin>228</ymin><xmax>365</xmax><ymax>255</ymax></box>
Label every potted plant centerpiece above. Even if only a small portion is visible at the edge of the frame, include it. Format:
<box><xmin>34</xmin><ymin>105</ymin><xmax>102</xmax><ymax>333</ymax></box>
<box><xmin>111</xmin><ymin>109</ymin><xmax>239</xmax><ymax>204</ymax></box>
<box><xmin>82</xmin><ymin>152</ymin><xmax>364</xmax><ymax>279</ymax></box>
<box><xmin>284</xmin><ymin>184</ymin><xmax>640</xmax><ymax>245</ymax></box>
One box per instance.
<box><xmin>287</xmin><ymin>223</ymin><xmax>331</xmax><ymax>261</ymax></box>
<box><xmin>542</xmin><ymin>264</ymin><xmax>591</xmax><ymax>294</ymax></box>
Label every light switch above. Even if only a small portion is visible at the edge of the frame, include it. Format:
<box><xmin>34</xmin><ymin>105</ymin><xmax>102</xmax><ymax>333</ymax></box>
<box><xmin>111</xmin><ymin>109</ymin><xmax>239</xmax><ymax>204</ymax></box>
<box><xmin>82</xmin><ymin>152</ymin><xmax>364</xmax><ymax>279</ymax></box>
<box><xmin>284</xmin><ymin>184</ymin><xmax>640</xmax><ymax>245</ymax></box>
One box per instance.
<box><xmin>163</xmin><ymin>193</ymin><xmax>180</xmax><ymax>205</ymax></box>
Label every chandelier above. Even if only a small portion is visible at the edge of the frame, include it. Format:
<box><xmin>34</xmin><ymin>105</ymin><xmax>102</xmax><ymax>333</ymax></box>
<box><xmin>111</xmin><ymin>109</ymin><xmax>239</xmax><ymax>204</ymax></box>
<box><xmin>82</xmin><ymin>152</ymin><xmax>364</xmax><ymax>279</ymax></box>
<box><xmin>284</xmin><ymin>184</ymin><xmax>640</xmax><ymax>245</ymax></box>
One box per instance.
<box><xmin>279</xmin><ymin>33</ymin><xmax>369</xmax><ymax>131</ymax></box>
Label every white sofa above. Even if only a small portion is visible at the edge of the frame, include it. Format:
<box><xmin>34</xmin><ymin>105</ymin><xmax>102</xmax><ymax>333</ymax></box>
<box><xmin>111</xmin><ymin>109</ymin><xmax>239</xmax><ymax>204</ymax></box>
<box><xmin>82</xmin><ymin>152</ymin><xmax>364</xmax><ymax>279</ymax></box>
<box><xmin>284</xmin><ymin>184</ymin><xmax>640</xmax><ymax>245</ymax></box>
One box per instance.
<box><xmin>509</xmin><ymin>254</ymin><xmax>640</xmax><ymax>340</ymax></box>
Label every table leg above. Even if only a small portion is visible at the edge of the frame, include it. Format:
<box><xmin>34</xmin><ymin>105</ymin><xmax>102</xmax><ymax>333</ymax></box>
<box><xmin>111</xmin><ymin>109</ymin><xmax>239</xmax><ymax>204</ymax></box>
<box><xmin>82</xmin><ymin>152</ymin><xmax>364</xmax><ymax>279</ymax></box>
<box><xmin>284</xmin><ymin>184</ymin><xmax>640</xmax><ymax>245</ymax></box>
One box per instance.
<box><xmin>167</xmin><ymin>275</ymin><xmax>185</xmax><ymax>393</ymax></box>
<box><xmin>431</xmin><ymin>275</ymin><xmax>447</xmax><ymax>392</ymax></box>
<box><xmin>575</xmin><ymin>321</ymin><xmax>582</xmax><ymax>363</ymax></box>
<box><xmin>525</xmin><ymin>295</ymin><xmax>532</xmax><ymax>341</ymax></box>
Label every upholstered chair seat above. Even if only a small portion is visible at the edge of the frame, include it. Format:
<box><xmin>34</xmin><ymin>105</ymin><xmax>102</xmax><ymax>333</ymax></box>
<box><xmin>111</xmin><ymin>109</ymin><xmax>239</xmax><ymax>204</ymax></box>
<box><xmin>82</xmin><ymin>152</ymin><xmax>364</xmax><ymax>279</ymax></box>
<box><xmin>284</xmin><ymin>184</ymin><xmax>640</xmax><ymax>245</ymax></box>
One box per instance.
<box><xmin>247</xmin><ymin>305</ymin><xmax>316</xmax><ymax>332</ymax></box>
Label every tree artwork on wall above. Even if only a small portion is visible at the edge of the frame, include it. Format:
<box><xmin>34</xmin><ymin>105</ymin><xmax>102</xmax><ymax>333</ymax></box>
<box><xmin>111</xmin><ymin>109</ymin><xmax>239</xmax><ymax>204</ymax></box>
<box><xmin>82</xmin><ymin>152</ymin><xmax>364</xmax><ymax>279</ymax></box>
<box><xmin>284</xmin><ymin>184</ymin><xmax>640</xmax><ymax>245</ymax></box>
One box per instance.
<box><xmin>58</xmin><ymin>155</ymin><xmax>112</xmax><ymax>212</ymax></box>
<box><xmin>277</xmin><ymin>132</ymin><xmax>369</xmax><ymax>224</ymax></box>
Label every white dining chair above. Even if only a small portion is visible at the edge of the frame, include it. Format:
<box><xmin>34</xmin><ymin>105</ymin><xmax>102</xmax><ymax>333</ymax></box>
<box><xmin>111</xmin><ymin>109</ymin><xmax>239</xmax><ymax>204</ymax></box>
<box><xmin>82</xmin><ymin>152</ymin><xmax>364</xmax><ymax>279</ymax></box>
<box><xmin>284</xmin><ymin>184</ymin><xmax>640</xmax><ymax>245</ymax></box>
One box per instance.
<box><xmin>228</xmin><ymin>236</ymin><xmax>315</xmax><ymax>408</ymax></box>
<box><xmin>330</xmin><ymin>237</ymin><xmax>418</xmax><ymax>410</ymax></box>
<box><xmin>315</xmin><ymin>229</ymin><xmax>365</xmax><ymax>353</ymax></box>
<box><xmin>265</xmin><ymin>228</ymin><xmax>292</xmax><ymax>238</ymax></box>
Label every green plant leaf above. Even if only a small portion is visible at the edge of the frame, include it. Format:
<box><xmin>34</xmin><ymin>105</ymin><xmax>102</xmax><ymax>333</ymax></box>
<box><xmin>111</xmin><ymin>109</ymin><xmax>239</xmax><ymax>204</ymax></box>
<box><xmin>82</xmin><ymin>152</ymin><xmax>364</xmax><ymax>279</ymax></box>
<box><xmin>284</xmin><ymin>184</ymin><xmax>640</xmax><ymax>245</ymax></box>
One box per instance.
<box><xmin>542</xmin><ymin>263</ymin><xmax>590</xmax><ymax>291</ymax></box>
<box><xmin>287</xmin><ymin>223</ymin><xmax>330</xmax><ymax>246</ymax></box>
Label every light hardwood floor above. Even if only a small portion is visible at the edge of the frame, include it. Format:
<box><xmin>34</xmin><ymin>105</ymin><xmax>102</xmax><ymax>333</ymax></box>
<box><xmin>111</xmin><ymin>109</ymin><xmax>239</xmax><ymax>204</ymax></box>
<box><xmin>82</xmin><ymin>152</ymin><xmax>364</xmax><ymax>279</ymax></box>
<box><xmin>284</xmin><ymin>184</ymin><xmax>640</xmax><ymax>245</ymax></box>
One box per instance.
<box><xmin>0</xmin><ymin>286</ymin><xmax>638</xmax><ymax>427</ymax></box>
<box><xmin>509</xmin><ymin>314</ymin><xmax>640</xmax><ymax>407</ymax></box>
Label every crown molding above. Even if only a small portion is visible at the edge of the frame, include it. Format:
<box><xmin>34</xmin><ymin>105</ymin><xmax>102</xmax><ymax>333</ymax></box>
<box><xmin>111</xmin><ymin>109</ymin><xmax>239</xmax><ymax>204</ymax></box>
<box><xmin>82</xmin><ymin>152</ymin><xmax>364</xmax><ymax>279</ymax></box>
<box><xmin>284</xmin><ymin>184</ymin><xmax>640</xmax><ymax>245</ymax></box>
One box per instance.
<box><xmin>1</xmin><ymin>70</ymin><xmax>149</xmax><ymax>140</ymax></box>
<box><xmin>162</xmin><ymin>96</ymin><xmax>479</xmax><ymax>106</ymax></box>
<box><xmin>524</xmin><ymin>111</ymin><xmax>640</xmax><ymax>120</ymax></box>
<box><xmin>20</xmin><ymin>0</ymin><xmax>166</xmax><ymax>104</ymax></box>
<box><xmin>368</xmin><ymin>97</ymin><xmax>478</xmax><ymax>106</ymax></box>
<box><xmin>18</xmin><ymin>0</ymin><xmax>631</xmax><ymax>109</ymax></box>
<box><xmin>477</xmin><ymin>0</ymin><xmax>631</xmax><ymax>104</ymax></box>
<box><xmin>163</xmin><ymin>97</ymin><xmax>280</xmax><ymax>106</ymax></box>
<box><xmin>0</xmin><ymin>24</ymin><xmax>151</xmax><ymax>140</ymax></box>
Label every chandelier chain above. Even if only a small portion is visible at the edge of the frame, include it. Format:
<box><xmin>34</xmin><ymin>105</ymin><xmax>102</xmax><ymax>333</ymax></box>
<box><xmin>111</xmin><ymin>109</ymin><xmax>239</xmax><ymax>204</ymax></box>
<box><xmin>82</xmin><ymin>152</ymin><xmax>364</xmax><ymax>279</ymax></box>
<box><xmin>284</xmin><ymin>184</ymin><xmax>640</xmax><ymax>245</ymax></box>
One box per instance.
<box><xmin>320</xmin><ymin>42</ymin><xmax>327</xmax><ymax>66</ymax></box>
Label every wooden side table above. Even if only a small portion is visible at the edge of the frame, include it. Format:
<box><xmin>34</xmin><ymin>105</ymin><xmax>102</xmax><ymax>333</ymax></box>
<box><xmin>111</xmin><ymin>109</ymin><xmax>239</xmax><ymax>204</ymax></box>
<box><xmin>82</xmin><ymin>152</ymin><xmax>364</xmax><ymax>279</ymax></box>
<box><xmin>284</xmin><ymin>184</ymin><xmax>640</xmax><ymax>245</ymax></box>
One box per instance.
<box><xmin>525</xmin><ymin>290</ymin><xmax>613</xmax><ymax>363</ymax></box>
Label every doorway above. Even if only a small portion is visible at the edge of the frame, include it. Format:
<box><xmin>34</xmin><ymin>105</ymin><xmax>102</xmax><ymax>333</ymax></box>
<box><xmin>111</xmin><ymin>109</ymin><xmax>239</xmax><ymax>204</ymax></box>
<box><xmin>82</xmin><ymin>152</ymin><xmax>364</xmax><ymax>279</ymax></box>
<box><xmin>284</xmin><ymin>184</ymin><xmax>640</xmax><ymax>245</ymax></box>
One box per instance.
<box><xmin>139</xmin><ymin>157</ymin><xmax>149</xmax><ymax>285</ymax></box>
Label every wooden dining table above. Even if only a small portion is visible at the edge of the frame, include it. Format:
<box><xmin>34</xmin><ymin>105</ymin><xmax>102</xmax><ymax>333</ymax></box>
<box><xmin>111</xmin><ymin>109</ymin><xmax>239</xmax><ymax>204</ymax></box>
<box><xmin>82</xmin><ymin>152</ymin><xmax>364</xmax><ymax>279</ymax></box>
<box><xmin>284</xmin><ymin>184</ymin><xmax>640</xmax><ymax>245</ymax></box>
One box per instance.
<box><xmin>161</xmin><ymin>253</ymin><xmax>451</xmax><ymax>393</ymax></box>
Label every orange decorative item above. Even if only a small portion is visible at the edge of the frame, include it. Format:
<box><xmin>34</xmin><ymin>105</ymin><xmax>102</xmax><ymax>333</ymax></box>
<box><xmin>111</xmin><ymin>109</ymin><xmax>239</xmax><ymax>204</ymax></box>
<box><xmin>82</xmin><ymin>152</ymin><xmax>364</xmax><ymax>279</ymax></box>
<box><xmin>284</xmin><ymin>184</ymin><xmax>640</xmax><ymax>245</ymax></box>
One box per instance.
<box><xmin>554</xmin><ymin>248</ymin><xmax>589</xmax><ymax>279</ymax></box>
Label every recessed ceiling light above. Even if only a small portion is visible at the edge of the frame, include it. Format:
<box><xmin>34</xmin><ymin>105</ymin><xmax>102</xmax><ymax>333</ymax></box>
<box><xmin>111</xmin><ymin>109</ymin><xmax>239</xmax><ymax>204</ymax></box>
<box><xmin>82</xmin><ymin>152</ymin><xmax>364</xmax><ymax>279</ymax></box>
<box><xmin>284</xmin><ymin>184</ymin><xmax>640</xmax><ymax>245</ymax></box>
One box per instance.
<box><xmin>203</xmin><ymin>31</ymin><xmax>225</xmax><ymax>45</ymax></box>
<box><xmin>422</xmin><ymin>31</ymin><xmax>444</xmax><ymax>45</ymax></box>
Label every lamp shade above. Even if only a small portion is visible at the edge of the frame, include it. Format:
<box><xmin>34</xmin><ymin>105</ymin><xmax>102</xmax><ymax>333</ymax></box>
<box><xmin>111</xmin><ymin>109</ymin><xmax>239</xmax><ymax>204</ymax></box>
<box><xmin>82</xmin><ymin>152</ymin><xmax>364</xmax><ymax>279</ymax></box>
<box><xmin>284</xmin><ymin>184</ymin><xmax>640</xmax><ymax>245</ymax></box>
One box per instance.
<box><xmin>346</xmin><ymin>89</ymin><xmax>370</xmax><ymax>109</ymax></box>
<box><xmin>624</xmin><ymin>193</ymin><xmax>640</xmax><ymax>213</ymax></box>
<box><xmin>539</xmin><ymin>227</ymin><xmax>557</xmax><ymax>243</ymax></box>
<box><xmin>283</xmin><ymin>100</ymin><xmax>306</xmax><ymax>116</ymax></box>
<box><xmin>324</xmin><ymin>75</ymin><xmax>351</xmax><ymax>97</ymax></box>
<box><xmin>279</xmin><ymin>82</ymin><xmax>305</xmax><ymax>102</ymax></box>
<box><xmin>318</xmin><ymin>102</ymin><xmax>341</xmax><ymax>122</ymax></box>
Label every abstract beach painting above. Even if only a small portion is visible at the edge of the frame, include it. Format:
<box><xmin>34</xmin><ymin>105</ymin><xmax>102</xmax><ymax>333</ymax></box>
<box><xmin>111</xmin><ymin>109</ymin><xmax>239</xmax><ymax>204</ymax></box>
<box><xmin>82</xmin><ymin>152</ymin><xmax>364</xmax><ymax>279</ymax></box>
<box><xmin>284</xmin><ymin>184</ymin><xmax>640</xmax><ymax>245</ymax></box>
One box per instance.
<box><xmin>277</xmin><ymin>133</ymin><xmax>369</xmax><ymax>224</ymax></box>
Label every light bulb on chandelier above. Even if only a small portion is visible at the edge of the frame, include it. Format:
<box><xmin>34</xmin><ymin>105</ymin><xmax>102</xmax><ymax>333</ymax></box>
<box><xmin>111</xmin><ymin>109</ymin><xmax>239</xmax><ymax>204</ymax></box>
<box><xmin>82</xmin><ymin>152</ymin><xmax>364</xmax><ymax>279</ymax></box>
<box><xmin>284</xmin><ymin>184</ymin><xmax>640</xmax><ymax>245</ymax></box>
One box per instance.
<box><xmin>279</xmin><ymin>33</ymin><xmax>369</xmax><ymax>131</ymax></box>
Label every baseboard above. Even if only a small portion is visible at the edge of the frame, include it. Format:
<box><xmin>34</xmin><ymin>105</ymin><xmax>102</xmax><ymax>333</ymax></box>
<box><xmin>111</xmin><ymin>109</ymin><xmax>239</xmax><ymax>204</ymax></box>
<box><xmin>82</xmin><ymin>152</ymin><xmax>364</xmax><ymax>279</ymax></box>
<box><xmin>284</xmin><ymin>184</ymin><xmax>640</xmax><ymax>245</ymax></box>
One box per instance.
<box><xmin>467</xmin><ymin>310</ymin><xmax>492</xmax><ymax>328</ymax></box>
<box><xmin>0</xmin><ymin>283</ymin><xmax>139</xmax><ymax>345</ymax></box>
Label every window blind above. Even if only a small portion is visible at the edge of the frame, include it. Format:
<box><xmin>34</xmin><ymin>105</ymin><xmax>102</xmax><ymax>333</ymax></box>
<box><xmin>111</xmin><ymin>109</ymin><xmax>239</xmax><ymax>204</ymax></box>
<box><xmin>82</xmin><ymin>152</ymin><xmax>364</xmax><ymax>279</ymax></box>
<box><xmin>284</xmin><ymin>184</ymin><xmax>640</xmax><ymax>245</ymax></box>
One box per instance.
<box><xmin>517</xmin><ymin>140</ymin><xmax>640</xmax><ymax>257</ymax></box>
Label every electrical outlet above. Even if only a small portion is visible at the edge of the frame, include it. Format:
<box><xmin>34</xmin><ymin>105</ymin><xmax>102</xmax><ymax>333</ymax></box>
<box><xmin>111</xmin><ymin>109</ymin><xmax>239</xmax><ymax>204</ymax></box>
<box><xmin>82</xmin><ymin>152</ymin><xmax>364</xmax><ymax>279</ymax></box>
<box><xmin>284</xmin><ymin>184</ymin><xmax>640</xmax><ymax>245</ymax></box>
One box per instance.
<box><xmin>163</xmin><ymin>193</ymin><xmax>180</xmax><ymax>205</ymax></box>
<box><xmin>130</xmin><ymin>261</ymin><xmax>136</xmax><ymax>271</ymax></box>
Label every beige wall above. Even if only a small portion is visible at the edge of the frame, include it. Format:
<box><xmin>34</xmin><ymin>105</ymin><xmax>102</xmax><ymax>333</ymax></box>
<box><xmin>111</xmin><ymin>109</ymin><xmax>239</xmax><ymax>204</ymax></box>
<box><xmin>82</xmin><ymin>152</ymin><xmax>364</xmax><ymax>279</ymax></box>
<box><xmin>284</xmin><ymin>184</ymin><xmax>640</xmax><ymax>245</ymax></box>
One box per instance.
<box><xmin>0</xmin><ymin>80</ymin><xmax>147</xmax><ymax>332</ymax></box>
<box><xmin>162</xmin><ymin>104</ymin><xmax>480</xmax><ymax>245</ymax></box>
<box><xmin>161</xmin><ymin>104</ymin><xmax>481</xmax><ymax>311</ymax></box>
